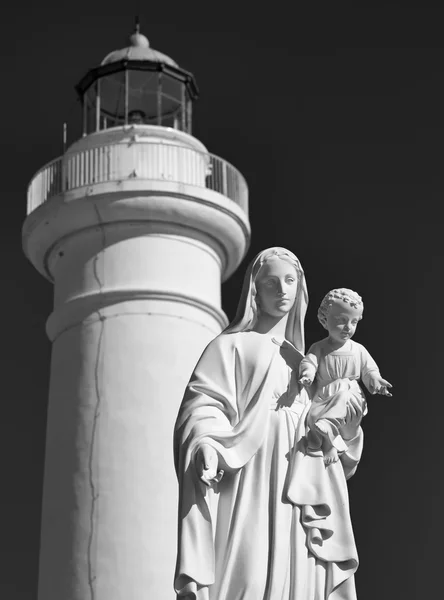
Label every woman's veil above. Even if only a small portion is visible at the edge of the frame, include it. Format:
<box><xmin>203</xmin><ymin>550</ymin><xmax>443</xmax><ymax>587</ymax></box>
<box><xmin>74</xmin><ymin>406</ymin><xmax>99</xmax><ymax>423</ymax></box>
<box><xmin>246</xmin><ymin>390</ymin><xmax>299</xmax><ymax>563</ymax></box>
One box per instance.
<box><xmin>223</xmin><ymin>247</ymin><xmax>308</xmax><ymax>353</ymax></box>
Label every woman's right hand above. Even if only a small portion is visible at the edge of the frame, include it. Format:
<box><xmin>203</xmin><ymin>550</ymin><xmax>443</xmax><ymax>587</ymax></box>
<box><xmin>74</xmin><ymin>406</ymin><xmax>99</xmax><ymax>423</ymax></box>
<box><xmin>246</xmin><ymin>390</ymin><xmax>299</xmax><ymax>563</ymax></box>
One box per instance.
<box><xmin>195</xmin><ymin>443</ymin><xmax>224</xmax><ymax>487</ymax></box>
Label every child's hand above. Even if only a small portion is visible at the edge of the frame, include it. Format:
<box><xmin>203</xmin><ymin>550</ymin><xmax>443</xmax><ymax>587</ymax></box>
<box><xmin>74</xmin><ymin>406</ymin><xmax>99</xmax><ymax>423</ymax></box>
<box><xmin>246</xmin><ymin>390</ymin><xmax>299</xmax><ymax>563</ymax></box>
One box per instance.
<box><xmin>369</xmin><ymin>375</ymin><xmax>393</xmax><ymax>397</ymax></box>
<box><xmin>377</xmin><ymin>381</ymin><xmax>393</xmax><ymax>397</ymax></box>
<box><xmin>298</xmin><ymin>376</ymin><xmax>313</xmax><ymax>386</ymax></box>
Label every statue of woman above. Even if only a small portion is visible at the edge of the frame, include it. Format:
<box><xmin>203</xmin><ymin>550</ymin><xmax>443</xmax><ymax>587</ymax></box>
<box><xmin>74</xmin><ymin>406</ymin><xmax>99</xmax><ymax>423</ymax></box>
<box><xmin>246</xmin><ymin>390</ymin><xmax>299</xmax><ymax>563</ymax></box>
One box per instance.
<box><xmin>174</xmin><ymin>247</ymin><xmax>364</xmax><ymax>600</ymax></box>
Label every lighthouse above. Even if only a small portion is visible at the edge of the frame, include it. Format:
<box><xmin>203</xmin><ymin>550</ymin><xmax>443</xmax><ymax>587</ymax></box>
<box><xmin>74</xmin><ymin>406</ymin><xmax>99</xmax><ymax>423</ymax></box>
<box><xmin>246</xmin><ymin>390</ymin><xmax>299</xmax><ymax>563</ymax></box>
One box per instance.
<box><xmin>22</xmin><ymin>23</ymin><xmax>250</xmax><ymax>600</ymax></box>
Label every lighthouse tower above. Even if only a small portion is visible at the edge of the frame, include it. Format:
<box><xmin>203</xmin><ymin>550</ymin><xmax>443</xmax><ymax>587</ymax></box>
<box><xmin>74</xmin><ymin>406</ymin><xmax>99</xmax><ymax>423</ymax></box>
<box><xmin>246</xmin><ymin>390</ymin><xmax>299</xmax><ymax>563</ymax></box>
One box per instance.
<box><xmin>23</xmin><ymin>24</ymin><xmax>250</xmax><ymax>600</ymax></box>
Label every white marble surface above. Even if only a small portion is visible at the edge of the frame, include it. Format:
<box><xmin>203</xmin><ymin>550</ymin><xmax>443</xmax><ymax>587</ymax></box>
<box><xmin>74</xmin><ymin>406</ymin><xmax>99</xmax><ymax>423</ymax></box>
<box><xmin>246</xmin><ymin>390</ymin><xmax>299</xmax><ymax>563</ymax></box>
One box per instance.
<box><xmin>174</xmin><ymin>249</ymin><xmax>364</xmax><ymax>600</ymax></box>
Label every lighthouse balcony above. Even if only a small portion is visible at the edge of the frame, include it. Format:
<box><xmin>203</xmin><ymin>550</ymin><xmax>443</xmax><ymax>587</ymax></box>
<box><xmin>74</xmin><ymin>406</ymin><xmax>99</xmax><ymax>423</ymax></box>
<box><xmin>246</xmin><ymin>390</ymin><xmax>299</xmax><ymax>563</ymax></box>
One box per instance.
<box><xmin>27</xmin><ymin>132</ymin><xmax>248</xmax><ymax>216</ymax></box>
<box><xmin>23</xmin><ymin>127</ymin><xmax>250</xmax><ymax>283</ymax></box>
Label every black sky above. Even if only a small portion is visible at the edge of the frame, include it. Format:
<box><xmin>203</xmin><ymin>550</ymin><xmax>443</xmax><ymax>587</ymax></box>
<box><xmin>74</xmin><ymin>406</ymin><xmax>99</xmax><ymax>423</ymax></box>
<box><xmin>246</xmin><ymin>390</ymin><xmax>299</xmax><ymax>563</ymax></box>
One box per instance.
<box><xmin>3</xmin><ymin>2</ymin><xmax>444</xmax><ymax>598</ymax></box>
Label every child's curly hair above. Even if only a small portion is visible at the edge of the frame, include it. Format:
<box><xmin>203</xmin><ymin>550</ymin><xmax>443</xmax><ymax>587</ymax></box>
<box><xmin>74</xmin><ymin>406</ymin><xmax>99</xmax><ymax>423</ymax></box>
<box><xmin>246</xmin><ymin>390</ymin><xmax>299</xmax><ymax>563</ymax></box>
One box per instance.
<box><xmin>318</xmin><ymin>288</ymin><xmax>363</xmax><ymax>330</ymax></box>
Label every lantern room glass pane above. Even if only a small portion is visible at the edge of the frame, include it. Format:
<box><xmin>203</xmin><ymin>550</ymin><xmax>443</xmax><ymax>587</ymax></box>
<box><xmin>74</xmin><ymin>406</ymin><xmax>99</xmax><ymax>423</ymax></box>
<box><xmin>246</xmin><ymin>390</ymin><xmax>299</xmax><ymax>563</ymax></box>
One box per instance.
<box><xmin>99</xmin><ymin>71</ymin><xmax>127</xmax><ymax>126</ymax></box>
<box><xmin>126</xmin><ymin>71</ymin><xmax>185</xmax><ymax>129</ymax></box>
<box><xmin>81</xmin><ymin>68</ymin><xmax>192</xmax><ymax>133</ymax></box>
<box><xmin>84</xmin><ymin>86</ymin><xmax>97</xmax><ymax>134</ymax></box>
<box><xmin>160</xmin><ymin>76</ymin><xmax>182</xmax><ymax>111</ymax></box>
<box><xmin>127</xmin><ymin>70</ymin><xmax>159</xmax><ymax>123</ymax></box>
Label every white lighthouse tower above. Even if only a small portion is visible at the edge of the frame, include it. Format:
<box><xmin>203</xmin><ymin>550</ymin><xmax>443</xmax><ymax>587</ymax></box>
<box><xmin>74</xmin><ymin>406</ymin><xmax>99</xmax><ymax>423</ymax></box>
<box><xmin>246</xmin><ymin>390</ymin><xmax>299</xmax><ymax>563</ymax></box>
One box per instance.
<box><xmin>23</xmin><ymin>23</ymin><xmax>250</xmax><ymax>600</ymax></box>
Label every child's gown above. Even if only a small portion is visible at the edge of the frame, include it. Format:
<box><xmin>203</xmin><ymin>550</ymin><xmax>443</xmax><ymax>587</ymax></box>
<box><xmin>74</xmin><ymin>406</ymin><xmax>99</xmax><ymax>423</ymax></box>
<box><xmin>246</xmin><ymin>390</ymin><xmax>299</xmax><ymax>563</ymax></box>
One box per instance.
<box><xmin>299</xmin><ymin>339</ymin><xmax>380</xmax><ymax>451</ymax></box>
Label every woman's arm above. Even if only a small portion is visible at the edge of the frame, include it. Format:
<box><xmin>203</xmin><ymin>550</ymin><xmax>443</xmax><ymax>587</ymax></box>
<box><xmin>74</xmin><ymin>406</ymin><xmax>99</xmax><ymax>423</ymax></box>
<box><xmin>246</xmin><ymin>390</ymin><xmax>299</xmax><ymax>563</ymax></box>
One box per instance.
<box><xmin>174</xmin><ymin>334</ymin><xmax>239</xmax><ymax>482</ymax></box>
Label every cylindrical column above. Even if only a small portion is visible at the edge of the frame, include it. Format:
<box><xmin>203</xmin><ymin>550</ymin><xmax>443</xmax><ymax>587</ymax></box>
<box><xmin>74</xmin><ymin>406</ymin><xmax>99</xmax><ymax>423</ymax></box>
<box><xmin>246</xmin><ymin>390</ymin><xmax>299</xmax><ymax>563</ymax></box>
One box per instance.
<box><xmin>37</xmin><ymin>226</ymin><xmax>227</xmax><ymax>600</ymax></box>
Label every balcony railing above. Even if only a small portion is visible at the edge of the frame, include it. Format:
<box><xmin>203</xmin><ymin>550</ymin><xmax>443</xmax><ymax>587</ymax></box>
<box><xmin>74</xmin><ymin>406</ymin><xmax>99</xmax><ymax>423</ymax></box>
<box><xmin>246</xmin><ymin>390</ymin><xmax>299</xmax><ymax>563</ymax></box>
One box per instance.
<box><xmin>27</xmin><ymin>142</ymin><xmax>248</xmax><ymax>215</ymax></box>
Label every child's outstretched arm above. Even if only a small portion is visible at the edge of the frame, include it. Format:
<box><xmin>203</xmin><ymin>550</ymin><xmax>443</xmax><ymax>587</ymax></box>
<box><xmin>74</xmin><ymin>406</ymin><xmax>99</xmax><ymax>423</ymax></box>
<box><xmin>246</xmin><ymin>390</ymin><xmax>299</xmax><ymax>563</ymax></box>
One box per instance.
<box><xmin>360</xmin><ymin>344</ymin><xmax>393</xmax><ymax>396</ymax></box>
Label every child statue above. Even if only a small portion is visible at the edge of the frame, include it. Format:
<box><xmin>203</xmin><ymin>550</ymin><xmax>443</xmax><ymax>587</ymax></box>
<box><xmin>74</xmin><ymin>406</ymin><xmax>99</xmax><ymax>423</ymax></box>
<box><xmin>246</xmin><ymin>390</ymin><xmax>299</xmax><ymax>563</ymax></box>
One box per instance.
<box><xmin>298</xmin><ymin>288</ymin><xmax>392</xmax><ymax>465</ymax></box>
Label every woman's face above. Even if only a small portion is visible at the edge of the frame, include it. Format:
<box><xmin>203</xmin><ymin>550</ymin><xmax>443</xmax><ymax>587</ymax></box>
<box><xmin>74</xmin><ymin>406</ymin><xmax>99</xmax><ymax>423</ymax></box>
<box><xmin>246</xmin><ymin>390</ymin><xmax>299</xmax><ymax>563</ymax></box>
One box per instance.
<box><xmin>255</xmin><ymin>257</ymin><xmax>298</xmax><ymax>318</ymax></box>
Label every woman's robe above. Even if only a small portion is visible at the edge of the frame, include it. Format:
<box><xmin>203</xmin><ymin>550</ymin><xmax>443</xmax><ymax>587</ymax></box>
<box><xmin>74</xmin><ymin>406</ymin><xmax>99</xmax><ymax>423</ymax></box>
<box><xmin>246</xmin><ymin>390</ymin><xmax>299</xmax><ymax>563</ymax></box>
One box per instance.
<box><xmin>174</xmin><ymin>331</ymin><xmax>364</xmax><ymax>600</ymax></box>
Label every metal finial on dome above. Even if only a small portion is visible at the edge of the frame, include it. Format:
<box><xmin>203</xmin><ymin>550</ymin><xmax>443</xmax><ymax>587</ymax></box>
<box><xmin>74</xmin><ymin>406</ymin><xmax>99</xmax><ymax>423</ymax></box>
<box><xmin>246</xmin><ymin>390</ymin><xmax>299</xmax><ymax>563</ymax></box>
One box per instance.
<box><xmin>129</xmin><ymin>16</ymin><xmax>149</xmax><ymax>48</ymax></box>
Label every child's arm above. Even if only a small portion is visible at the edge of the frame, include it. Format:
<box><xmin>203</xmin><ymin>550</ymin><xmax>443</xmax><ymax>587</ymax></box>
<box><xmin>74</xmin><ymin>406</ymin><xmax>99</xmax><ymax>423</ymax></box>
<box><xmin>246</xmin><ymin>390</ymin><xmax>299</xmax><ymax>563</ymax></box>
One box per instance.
<box><xmin>298</xmin><ymin>344</ymin><xmax>319</xmax><ymax>386</ymax></box>
<box><xmin>360</xmin><ymin>345</ymin><xmax>393</xmax><ymax>396</ymax></box>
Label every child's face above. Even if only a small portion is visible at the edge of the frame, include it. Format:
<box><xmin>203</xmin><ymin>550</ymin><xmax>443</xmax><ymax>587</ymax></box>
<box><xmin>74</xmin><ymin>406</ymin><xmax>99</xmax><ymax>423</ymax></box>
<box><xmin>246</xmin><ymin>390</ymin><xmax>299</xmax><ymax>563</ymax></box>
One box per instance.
<box><xmin>326</xmin><ymin>301</ymin><xmax>363</xmax><ymax>344</ymax></box>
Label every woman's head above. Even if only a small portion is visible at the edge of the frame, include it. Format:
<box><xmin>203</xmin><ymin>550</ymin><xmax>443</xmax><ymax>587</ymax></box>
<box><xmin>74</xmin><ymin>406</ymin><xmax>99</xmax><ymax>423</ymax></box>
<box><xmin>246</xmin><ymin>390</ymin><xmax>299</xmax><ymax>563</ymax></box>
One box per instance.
<box><xmin>224</xmin><ymin>247</ymin><xmax>308</xmax><ymax>352</ymax></box>
<box><xmin>253</xmin><ymin>253</ymin><xmax>299</xmax><ymax>318</ymax></box>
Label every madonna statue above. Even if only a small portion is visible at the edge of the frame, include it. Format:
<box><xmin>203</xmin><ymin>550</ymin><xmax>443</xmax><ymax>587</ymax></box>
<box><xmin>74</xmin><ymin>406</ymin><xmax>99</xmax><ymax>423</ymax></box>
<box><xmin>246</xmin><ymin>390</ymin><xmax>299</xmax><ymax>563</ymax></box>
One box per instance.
<box><xmin>174</xmin><ymin>247</ymin><xmax>363</xmax><ymax>600</ymax></box>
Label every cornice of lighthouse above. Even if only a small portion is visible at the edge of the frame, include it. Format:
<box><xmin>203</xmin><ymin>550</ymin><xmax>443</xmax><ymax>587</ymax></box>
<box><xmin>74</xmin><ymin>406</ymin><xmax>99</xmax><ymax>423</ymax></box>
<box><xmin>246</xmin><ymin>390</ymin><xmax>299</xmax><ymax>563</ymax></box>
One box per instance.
<box><xmin>46</xmin><ymin>287</ymin><xmax>229</xmax><ymax>342</ymax></box>
<box><xmin>23</xmin><ymin>183</ymin><xmax>250</xmax><ymax>283</ymax></box>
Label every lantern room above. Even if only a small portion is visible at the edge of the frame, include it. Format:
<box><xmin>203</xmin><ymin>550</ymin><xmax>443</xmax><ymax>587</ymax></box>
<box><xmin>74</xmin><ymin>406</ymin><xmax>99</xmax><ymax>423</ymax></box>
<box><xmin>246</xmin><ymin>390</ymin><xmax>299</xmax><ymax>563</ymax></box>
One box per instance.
<box><xmin>75</xmin><ymin>22</ymin><xmax>199</xmax><ymax>135</ymax></box>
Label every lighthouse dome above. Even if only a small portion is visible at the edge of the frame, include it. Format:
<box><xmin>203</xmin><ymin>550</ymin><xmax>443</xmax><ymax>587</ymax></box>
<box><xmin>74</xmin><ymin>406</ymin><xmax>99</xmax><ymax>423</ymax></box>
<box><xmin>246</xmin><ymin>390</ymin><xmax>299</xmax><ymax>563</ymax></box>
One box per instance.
<box><xmin>101</xmin><ymin>27</ymin><xmax>178</xmax><ymax>68</ymax></box>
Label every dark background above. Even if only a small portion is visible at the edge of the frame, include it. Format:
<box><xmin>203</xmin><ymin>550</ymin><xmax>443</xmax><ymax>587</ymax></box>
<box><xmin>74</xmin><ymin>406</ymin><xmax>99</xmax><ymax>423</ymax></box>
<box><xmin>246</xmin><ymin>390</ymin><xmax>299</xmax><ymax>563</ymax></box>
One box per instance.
<box><xmin>3</xmin><ymin>2</ymin><xmax>443</xmax><ymax>598</ymax></box>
